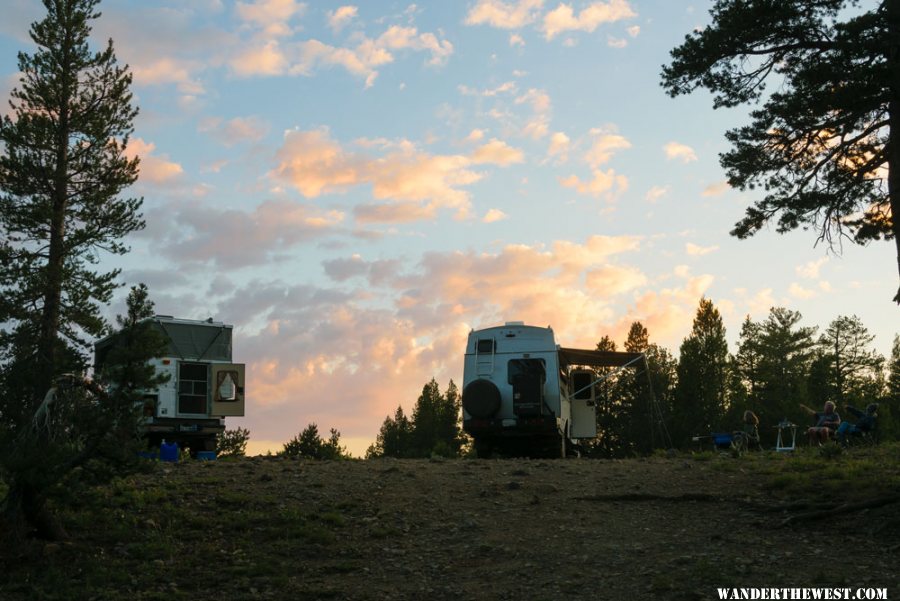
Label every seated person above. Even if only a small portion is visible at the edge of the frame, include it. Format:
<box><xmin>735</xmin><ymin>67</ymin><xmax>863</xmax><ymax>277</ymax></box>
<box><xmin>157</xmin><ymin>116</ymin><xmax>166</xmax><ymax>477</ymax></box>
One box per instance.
<box><xmin>835</xmin><ymin>403</ymin><xmax>878</xmax><ymax>444</ymax></box>
<box><xmin>734</xmin><ymin>410</ymin><xmax>761</xmax><ymax>451</ymax></box>
<box><xmin>799</xmin><ymin>401</ymin><xmax>841</xmax><ymax>445</ymax></box>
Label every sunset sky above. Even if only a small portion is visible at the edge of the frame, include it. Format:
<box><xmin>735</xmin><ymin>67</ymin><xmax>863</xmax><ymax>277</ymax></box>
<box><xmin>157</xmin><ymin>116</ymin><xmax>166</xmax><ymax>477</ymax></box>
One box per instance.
<box><xmin>1</xmin><ymin>0</ymin><xmax>895</xmax><ymax>456</ymax></box>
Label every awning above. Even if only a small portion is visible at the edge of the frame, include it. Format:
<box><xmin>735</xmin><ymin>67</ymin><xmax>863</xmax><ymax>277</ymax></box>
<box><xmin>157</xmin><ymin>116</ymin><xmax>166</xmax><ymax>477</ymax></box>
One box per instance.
<box><xmin>558</xmin><ymin>347</ymin><xmax>646</xmax><ymax>369</ymax></box>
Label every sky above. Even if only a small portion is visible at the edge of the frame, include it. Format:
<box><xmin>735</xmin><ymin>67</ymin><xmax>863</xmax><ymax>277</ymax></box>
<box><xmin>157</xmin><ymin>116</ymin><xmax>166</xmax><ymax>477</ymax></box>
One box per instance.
<box><xmin>1</xmin><ymin>0</ymin><xmax>895</xmax><ymax>457</ymax></box>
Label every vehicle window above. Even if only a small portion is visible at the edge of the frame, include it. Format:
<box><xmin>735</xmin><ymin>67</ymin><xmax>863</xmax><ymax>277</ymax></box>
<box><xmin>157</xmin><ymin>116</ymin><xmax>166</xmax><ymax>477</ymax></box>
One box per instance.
<box><xmin>507</xmin><ymin>359</ymin><xmax>545</xmax><ymax>384</ymax></box>
<box><xmin>178</xmin><ymin>362</ymin><xmax>208</xmax><ymax>414</ymax></box>
<box><xmin>477</xmin><ymin>339</ymin><xmax>495</xmax><ymax>353</ymax></box>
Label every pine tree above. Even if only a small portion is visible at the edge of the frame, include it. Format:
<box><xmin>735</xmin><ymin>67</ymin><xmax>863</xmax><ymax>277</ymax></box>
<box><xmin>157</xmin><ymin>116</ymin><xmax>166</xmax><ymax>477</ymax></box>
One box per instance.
<box><xmin>673</xmin><ymin>298</ymin><xmax>729</xmax><ymax>445</ymax></box>
<box><xmin>662</xmin><ymin>0</ymin><xmax>900</xmax><ymax>303</ymax></box>
<box><xmin>818</xmin><ymin>315</ymin><xmax>885</xmax><ymax>405</ymax></box>
<box><xmin>0</xmin><ymin>0</ymin><xmax>142</xmax><ymax>425</ymax></box>
<box><xmin>368</xmin><ymin>406</ymin><xmax>413</xmax><ymax>458</ymax></box>
<box><xmin>1</xmin><ymin>284</ymin><xmax>164</xmax><ymax>541</ymax></box>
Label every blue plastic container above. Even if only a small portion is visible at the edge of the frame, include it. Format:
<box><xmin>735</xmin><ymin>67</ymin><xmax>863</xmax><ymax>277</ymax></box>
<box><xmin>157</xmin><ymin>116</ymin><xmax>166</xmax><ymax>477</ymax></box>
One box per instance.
<box><xmin>196</xmin><ymin>451</ymin><xmax>217</xmax><ymax>461</ymax></box>
<box><xmin>160</xmin><ymin>441</ymin><xmax>179</xmax><ymax>462</ymax></box>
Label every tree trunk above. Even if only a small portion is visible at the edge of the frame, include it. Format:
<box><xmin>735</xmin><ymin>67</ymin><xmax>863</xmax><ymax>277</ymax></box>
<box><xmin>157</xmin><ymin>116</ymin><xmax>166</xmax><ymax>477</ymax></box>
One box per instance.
<box><xmin>35</xmin><ymin>11</ymin><xmax>73</xmax><ymax>405</ymax></box>
<box><xmin>888</xmin><ymin>0</ymin><xmax>900</xmax><ymax>303</ymax></box>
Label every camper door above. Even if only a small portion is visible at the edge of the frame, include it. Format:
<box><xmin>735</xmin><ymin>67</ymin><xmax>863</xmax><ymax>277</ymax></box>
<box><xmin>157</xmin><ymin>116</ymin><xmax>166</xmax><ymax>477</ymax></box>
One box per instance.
<box><xmin>569</xmin><ymin>370</ymin><xmax>597</xmax><ymax>439</ymax></box>
<box><xmin>211</xmin><ymin>363</ymin><xmax>246</xmax><ymax>417</ymax></box>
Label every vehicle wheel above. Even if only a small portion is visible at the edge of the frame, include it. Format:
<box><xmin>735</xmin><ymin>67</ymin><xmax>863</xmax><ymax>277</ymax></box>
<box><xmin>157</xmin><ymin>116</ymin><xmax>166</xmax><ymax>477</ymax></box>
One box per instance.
<box><xmin>474</xmin><ymin>439</ymin><xmax>492</xmax><ymax>459</ymax></box>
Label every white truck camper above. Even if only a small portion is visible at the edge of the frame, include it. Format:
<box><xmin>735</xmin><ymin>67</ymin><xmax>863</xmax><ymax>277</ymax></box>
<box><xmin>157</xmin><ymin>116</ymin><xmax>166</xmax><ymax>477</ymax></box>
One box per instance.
<box><xmin>94</xmin><ymin>316</ymin><xmax>246</xmax><ymax>454</ymax></box>
<box><xmin>462</xmin><ymin>322</ymin><xmax>649</xmax><ymax>458</ymax></box>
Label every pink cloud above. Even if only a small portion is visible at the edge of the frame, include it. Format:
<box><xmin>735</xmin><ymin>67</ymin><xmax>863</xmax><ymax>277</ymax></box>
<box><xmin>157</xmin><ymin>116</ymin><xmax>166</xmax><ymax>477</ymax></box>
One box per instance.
<box><xmin>271</xmin><ymin>128</ymin><xmax>527</xmax><ymax>222</ymax></box>
<box><xmin>465</xmin><ymin>0</ymin><xmax>545</xmax><ymax>29</ymax></box>
<box><xmin>125</xmin><ymin>138</ymin><xmax>184</xmax><ymax>184</ymax></box>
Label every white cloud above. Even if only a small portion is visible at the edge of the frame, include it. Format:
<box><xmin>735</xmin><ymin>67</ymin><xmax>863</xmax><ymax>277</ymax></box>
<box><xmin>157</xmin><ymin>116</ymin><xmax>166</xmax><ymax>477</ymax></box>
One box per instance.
<box><xmin>465</xmin><ymin>0</ymin><xmax>545</xmax><ymax>29</ymax></box>
<box><xmin>547</xmin><ymin>131</ymin><xmax>570</xmax><ymax>161</ymax></box>
<box><xmin>796</xmin><ymin>257</ymin><xmax>829</xmax><ymax>279</ymax></box>
<box><xmin>789</xmin><ymin>282</ymin><xmax>816</xmax><ymax>299</ymax></box>
<box><xmin>584</xmin><ymin>128</ymin><xmax>631</xmax><ymax>167</ymax></box>
<box><xmin>702</xmin><ymin>181</ymin><xmax>730</xmax><ymax>196</ymax></box>
<box><xmin>510</xmin><ymin>33</ymin><xmax>526</xmax><ymax>46</ymax></box>
<box><xmin>664</xmin><ymin>141</ymin><xmax>697</xmax><ymax>163</ymax></box>
<box><xmin>607</xmin><ymin>36</ymin><xmax>627</xmax><ymax>48</ymax></box>
<box><xmin>125</xmin><ymin>138</ymin><xmax>184</xmax><ymax>184</ymax></box>
<box><xmin>483</xmin><ymin>208</ymin><xmax>509</xmax><ymax>223</ymax></box>
<box><xmin>465</xmin><ymin>129</ymin><xmax>486</xmax><ymax>143</ymax></box>
<box><xmin>542</xmin><ymin>0</ymin><xmax>637</xmax><ymax>40</ymax></box>
<box><xmin>645</xmin><ymin>185</ymin><xmax>669</xmax><ymax>203</ymax></box>
<box><xmin>560</xmin><ymin>168</ymin><xmax>628</xmax><ymax>199</ymax></box>
<box><xmin>685</xmin><ymin>243</ymin><xmax>719</xmax><ymax>256</ymax></box>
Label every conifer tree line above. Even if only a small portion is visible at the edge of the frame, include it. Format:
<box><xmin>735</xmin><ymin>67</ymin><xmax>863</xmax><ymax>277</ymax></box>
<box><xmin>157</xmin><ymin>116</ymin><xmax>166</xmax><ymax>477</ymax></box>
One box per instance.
<box><xmin>367</xmin><ymin>379</ymin><xmax>464</xmax><ymax>459</ymax></box>
<box><xmin>587</xmin><ymin>299</ymin><xmax>899</xmax><ymax>456</ymax></box>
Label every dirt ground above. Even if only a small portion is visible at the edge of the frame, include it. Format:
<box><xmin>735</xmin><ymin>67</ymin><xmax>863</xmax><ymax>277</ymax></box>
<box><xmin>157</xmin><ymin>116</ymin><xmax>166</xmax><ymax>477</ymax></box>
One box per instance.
<box><xmin>4</xmin><ymin>452</ymin><xmax>900</xmax><ymax>600</ymax></box>
<box><xmin>174</xmin><ymin>455</ymin><xmax>898</xmax><ymax>600</ymax></box>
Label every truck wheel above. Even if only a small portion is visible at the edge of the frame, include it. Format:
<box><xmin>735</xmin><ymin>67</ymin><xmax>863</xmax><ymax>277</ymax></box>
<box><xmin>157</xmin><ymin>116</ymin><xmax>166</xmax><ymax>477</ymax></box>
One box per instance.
<box><xmin>474</xmin><ymin>440</ymin><xmax>492</xmax><ymax>459</ymax></box>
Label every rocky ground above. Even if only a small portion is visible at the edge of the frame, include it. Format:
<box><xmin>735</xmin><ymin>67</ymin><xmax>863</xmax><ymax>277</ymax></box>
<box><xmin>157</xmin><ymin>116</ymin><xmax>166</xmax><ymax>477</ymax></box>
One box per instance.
<box><xmin>3</xmin><ymin>449</ymin><xmax>899</xmax><ymax>600</ymax></box>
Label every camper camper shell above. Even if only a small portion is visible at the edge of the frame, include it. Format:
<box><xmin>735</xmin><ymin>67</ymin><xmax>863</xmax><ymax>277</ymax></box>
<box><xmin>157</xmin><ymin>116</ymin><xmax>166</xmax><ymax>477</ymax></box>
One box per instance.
<box><xmin>462</xmin><ymin>322</ymin><xmax>645</xmax><ymax>457</ymax></box>
<box><xmin>94</xmin><ymin>316</ymin><xmax>246</xmax><ymax>453</ymax></box>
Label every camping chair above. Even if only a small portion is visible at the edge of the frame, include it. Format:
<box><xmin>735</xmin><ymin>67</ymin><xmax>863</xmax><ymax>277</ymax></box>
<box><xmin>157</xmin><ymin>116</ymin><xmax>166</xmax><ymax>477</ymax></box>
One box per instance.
<box><xmin>844</xmin><ymin>417</ymin><xmax>879</xmax><ymax>447</ymax></box>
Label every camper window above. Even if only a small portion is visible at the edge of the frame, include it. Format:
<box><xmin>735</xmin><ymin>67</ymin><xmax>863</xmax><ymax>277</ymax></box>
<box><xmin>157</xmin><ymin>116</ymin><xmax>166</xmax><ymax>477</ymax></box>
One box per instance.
<box><xmin>178</xmin><ymin>362</ymin><xmax>209</xmax><ymax>415</ymax></box>
<box><xmin>477</xmin><ymin>339</ymin><xmax>495</xmax><ymax>353</ymax></box>
<box><xmin>507</xmin><ymin>359</ymin><xmax>545</xmax><ymax>384</ymax></box>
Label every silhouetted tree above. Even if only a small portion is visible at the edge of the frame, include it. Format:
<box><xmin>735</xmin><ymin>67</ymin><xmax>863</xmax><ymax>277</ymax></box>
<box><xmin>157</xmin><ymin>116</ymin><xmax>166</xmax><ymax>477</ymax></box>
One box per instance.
<box><xmin>0</xmin><ymin>0</ymin><xmax>143</xmax><ymax>430</ymax></box>
<box><xmin>367</xmin><ymin>406</ymin><xmax>413</xmax><ymax>458</ymax></box>
<box><xmin>662</xmin><ymin>0</ymin><xmax>900</xmax><ymax>303</ymax></box>
<box><xmin>281</xmin><ymin>423</ymin><xmax>348</xmax><ymax>460</ymax></box>
<box><xmin>1</xmin><ymin>284</ymin><xmax>163</xmax><ymax>542</ymax></box>
<box><xmin>673</xmin><ymin>298</ymin><xmax>729</xmax><ymax>444</ymax></box>
<box><xmin>817</xmin><ymin>315</ymin><xmax>885</xmax><ymax>405</ymax></box>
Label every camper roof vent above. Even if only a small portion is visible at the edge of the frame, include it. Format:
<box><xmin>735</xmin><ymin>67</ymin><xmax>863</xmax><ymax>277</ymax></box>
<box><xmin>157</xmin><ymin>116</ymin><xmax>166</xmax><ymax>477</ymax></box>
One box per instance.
<box><xmin>505</xmin><ymin>321</ymin><xmax>525</xmax><ymax>326</ymax></box>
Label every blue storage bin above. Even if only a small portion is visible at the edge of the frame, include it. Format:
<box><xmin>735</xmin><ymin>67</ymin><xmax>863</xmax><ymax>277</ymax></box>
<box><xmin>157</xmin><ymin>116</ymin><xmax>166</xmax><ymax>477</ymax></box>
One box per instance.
<box><xmin>160</xmin><ymin>441</ymin><xmax>179</xmax><ymax>462</ymax></box>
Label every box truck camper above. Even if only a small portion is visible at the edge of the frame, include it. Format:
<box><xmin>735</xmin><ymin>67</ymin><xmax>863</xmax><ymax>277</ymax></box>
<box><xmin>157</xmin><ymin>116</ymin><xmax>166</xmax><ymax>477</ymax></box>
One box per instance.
<box><xmin>462</xmin><ymin>322</ymin><xmax>663</xmax><ymax>458</ymax></box>
<box><xmin>94</xmin><ymin>316</ymin><xmax>246</xmax><ymax>454</ymax></box>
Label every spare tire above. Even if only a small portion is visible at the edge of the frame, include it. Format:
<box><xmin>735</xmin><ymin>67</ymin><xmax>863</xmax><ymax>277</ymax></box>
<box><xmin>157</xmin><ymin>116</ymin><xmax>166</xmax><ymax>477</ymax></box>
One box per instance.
<box><xmin>463</xmin><ymin>379</ymin><xmax>501</xmax><ymax>419</ymax></box>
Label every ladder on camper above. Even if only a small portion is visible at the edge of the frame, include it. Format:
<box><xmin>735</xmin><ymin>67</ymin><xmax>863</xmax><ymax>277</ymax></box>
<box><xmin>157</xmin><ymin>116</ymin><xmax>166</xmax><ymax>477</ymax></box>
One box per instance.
<box><xmin>475</xmin><ymin>338</ymin><xmax>495</xmax><ymax>376</ymax></box>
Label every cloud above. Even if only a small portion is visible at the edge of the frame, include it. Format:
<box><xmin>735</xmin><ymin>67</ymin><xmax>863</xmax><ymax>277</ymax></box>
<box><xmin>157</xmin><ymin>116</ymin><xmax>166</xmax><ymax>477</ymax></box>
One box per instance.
<box><xmin>645</xmin><ymin>185</ymin><xmax>669</xmax><ymax>203</ymax></box>
<box><xmin>458</xmin><ymin>81</ymin><xmax>517</xmax><ymax>97</ymax></box>
<box><xmin>199</xmin><ymin>115</ymin><xmax>270</xmax><ymax>146</ymax></box>
<box><xmin>125</xmin><ymin>138</ymin><xmax>184</xmax><ymax>184</ymax></box>
<box><xmin>483</xmin><ymin>208</ymin><xmax>509</xmax><ymax>223</ymax></box>
<box><xmin>607</xmin><ymin>36</ymin><xmax>627</xmax><ymax>48</ymax></box>
<box><xmin>584</xmin><ymin>128</ymin><xmax>631</xmax><ymax>167</ymax></box>
<box><xmin>327</xmin><ymin>5</ymin><xmax>358</xmax><ymax>33</ymax></box>
<box><xmin>542</xmin><ymin>0</ymin><xmax>637</xmax><ymax>40</ymax></box>
<box><xmin>510</xmin><ymin>33</ymin><xmax>525</xmax><ymax>46</ymax></box>
<box><xmin>282</xmin><ymin>26</ymin><xmax>452</xmax><ymax>86</ymax></box>
<box><xmin>664</xmin><ymin>141</ymin><xmax>697</xmax><ymax>163</ymax></box>
<box><xmin>685</xmin><ymin>243</ymin><xmax>719</xmax><ymax>256</ymax></box>
<box><xmin>142</xmin><ymin>198</ymin><xmax>345</xmax><ymax>268</ymax></box>
<box><xmin>796</xmin><ymin>257</ymin><xmax>829</xmax><ymax>279</ymax></box>
<box><xmin>470</xmin><ymin>138</ymin><xmax>525</xmax><ymax>165</ymax></box>
<box><xmin>627</xmin><ymin>25</ymin><xmax>640</xmax><ymax>37</ymax></box>
<box><xmin>236</xmin><ymin>0</ymin><xmax>306</xmax><ymax>36</ymax></box>
<box><xmin>702</xmin><ymin>181</ymin><xmax>730</xmax><ymax>196</ymax></box>
<box><xmin>515</xmin><ymin>88</ymin><xmax>552</xmax><ymax>139</ymax></box>
<box><xmin>560</xmin><ymin>168</ymin><xmax>628</xmax><ymax>199</ymax></box>
<box><xmin>231</xmin><ymin>40</ymin><xmax>289</xmax><ymax>76</ymax></box>
<box><xmin>465</xmin><ymin>0</ymin><xmax>545</xmax><ymax>29</ymax></box>
<box><xmin>547</xmin><ymin>132</ymin><xmax>570</xmax><ymax>161</ymax></box>
<box><xmin>130</xmin><ymin>57</ymin><xmax>205</xmax><ymax>95</ymax></box>
<box><xmin>788</xmin><ymin>282</ymin><xmax>817</xmax><ymax>299</ymax></box>
<box><xmin>271</xmin><ymin>128</ymin><xmax>525</xmax><ymax>222</ymax></box>
<box><xmin>465</xmin><ymin>129</ymin><xmax>486</xmax><ymax>143</ymax></box>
